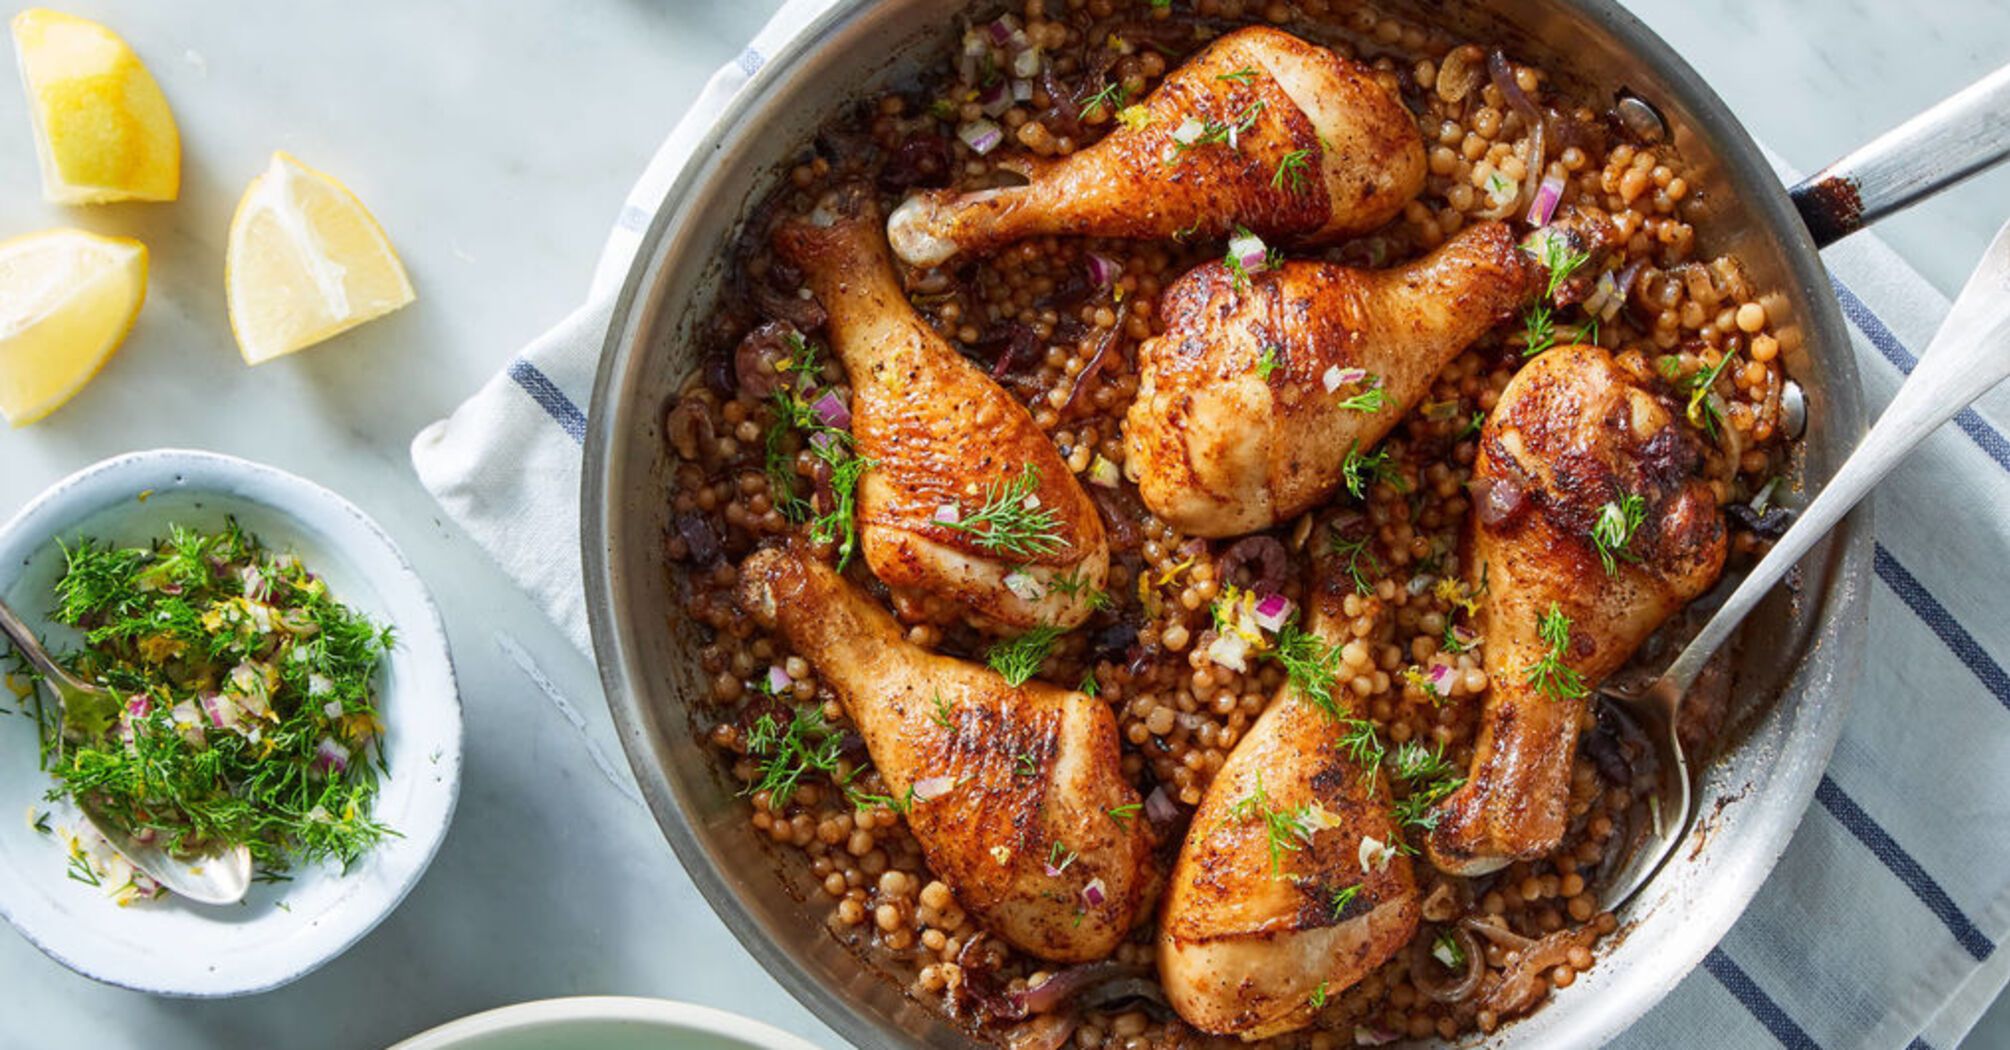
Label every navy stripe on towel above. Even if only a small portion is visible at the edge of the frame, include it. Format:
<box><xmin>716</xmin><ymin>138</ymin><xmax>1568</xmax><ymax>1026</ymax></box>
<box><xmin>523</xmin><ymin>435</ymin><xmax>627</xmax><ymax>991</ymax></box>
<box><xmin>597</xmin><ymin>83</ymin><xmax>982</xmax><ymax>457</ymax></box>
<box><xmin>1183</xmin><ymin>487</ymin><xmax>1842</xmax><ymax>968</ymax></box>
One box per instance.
<box><xmin>1874</xmin><ymin>544</ymin><xmax>2010</xmax><ymax>711</ymax></box>
<box><xmin>1816</xmin><ymin>775</ymin><xmax>1995</xmax><ymax>962</ymax></box>
<box><xmin>1832</xmin><ymin>278</ymin><xmax>2010</xmax><ymax>473</ymax></box>
<box><xmin>1704</xmin><ymin>948</ymin><xmax>1823</xmax><ymax>1050</ymax></box>
<box><xmin>1908</xmin><ymin>1038</ymin><xmax>1937</xmax><ymax>1050</ymax></box>
<box><xmin>507</xmin><ymin>358</ymin><xmax>588</xmax><ymax>445</ymax></box>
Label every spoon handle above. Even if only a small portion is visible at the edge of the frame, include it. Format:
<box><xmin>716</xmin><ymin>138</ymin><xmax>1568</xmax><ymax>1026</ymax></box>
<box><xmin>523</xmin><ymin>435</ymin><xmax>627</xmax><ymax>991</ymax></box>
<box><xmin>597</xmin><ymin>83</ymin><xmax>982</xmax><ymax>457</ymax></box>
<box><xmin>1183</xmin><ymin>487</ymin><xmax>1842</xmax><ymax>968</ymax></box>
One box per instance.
<box><xmin>0</xmin><ymin>594</ymin><xmax>72</xmax><ymax>687</ymax></box>
<box><xmin>1664</xmin><ymin>219</ymin><xmax>2010</xmax><ymax>691</ymax></box>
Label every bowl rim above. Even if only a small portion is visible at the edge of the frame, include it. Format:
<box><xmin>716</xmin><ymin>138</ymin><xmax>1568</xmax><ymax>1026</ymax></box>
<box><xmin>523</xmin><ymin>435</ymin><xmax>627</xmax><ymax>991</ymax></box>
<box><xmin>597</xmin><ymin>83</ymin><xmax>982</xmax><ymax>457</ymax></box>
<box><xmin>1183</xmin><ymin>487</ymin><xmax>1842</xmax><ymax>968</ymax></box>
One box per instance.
<box><xmin>387</xmin><ymin>995</ymin><xmax>827</xmax><ymax>1050</ymax></box>
<box><xmin>0</xmin><ymin>447</ymin><xmax>464</xmax><ymax>998</ymax></box>
<box><xmin>580</xmin><ymin>2</ymin><xmax>1870</xmax><ymax>1046</ymax></box>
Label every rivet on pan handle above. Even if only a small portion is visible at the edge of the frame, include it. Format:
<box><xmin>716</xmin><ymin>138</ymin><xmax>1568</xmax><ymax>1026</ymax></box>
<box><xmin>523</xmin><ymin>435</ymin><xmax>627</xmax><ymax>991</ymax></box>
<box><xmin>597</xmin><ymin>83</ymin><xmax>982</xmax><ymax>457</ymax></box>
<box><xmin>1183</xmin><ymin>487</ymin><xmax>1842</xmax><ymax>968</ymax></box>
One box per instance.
<box><xmin>1789</xmin><ymin>63</ymin><xmax>2010</xmax><ymax>249</ymax></box>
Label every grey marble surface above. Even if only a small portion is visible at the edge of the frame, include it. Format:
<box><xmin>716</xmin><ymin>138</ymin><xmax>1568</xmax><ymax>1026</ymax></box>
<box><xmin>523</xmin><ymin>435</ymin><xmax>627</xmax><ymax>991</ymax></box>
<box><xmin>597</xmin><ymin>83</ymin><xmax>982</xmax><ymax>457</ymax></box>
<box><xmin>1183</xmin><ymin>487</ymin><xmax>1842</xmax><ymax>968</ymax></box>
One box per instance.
<box><xmin>0</xmin><ymin>2</ymin><xmax>2003</xmax><ymax>1049</ymax></box>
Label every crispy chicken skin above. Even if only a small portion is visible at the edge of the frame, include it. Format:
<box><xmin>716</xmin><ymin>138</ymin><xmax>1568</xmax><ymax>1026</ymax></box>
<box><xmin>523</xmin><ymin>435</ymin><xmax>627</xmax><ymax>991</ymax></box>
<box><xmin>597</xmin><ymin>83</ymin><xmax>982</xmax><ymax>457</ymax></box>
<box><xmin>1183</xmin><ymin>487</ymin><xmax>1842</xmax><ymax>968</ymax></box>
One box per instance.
<box><xmin>1426</xmin><ymin>344</ymin><xmax>1727</xmax><ymax>875</ymax></box>
<box><xmin>886</xmin><ymin>26</ymin><xmax>1425</xmax><ymax>268</ymax></box>
<box><xmin>1125</xmin><ymin>221</ymin><xmax>1538</xmax><ymax>537</ymax></box>
<box><xmin>1159</xmin><ymin>572</ymin><xmax>1419</xmax><ymax>1039</ymax></box>
<box><xmin>737</xmin><ymin>546</ymin><xmax>1149</xmax><ymax>962</ymax></box>
<box><xmin>773</xmin><ymin>185</ymin><xmax>1109</xmax><ymax>631</ymax></box>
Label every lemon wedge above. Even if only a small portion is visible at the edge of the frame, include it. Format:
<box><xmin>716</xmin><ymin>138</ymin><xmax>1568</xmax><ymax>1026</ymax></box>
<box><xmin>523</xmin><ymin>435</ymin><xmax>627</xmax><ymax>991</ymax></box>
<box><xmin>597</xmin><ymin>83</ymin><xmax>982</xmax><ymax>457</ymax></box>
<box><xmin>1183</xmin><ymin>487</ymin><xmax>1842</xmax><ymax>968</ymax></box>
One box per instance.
<box><xmin>225</xmin><ymin>151</ymin><xmax>415</xmax><ymax>365</ymax></box>
<box><xmin>0</xmin><ymin>229</ymin><xmax>147</xmax><ymax>427</ymax></box>
<box><xmin>10</xmin><ymin>8</ymin><xmax>179</xmax><ymax>204</ymax></box>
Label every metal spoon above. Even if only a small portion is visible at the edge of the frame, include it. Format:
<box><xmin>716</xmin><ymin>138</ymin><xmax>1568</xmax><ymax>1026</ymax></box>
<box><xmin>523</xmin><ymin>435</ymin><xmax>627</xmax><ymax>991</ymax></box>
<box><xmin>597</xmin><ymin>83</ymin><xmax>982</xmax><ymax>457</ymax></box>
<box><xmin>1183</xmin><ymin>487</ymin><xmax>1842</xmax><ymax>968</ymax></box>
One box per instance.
<box><xmin>0</xmin><ymin>594</ymin><xmax>252</xmax><ymax>905</ymax></box>
<box><xmin>1603</xmin><ymin>218</ymin><xmax>2010</xmax><ymax>908</ymax></box>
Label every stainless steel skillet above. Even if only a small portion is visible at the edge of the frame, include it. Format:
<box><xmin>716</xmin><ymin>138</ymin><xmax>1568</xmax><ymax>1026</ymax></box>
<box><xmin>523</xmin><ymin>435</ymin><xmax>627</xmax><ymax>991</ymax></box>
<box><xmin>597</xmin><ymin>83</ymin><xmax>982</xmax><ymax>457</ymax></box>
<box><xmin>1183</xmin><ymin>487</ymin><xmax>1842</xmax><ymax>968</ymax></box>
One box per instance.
<box><xmin>580</xmin><ymin>3</ymin><xmax>2010</xmax><ymax>1045</ymax></box>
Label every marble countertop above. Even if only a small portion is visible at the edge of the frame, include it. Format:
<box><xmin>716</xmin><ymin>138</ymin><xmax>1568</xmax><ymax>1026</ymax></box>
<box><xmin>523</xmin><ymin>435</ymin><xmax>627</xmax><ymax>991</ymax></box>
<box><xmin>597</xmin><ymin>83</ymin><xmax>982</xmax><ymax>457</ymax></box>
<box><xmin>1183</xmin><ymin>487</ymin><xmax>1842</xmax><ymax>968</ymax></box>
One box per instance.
<box><xmin>0</xmin><ymin>2</ymin><xmax>2003</xmax><ymax>1048</ymax></box>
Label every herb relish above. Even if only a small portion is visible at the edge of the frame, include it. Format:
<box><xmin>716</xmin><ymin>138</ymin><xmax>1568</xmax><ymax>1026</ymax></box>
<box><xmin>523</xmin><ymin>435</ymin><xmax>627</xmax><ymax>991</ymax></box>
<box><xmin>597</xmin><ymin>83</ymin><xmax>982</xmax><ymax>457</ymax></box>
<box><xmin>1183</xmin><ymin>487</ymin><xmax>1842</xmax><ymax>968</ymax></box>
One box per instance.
<box><xmin>32</xmin><ymin>522</ymin><xmax>394</xmax><ymax>889</ymax></box>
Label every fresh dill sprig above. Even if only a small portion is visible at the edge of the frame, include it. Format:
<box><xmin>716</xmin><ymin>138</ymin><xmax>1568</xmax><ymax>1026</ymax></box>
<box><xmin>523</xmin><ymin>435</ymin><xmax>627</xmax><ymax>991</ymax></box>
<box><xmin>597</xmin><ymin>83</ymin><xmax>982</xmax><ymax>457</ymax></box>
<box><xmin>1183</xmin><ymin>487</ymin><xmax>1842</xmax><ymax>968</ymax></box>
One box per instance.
<box><xmin>1529</xmin><ymin>230</ymin><xmax>1592</xmax><ymax>300</ymax></box>
<box><xmin>745</xmin><ymin>704</ymin><xmax>848</xmax><ymax>806</ymax></box>
<box><xmin>1309</xmin><ymin>982</ymin><xmax>1329</xmax><ymax>1009</ymax></box>
<box><xmin>1685</xmin><ymin>350</ymin><xmax>1739</xmax><ymax>438</ymax></box>
<box><xmin>1337</xmin><ymin>718</ymin><xmax>1386</xmax><ymax>784</ymax></box>
<box><xmin>1330</xmin><ymin>882</ymin><xmax>1363</xmax><ymax>918</ymax></box>
<box><xmin>1432</xmin><ymin>930</ymin><xmax>1470</xmax><ymax>970</ymax></box>
<box><xmin>1255</xmin><ymin>345</ymin><xmax>1282</xmax><ymax>380</ymax></box>
<box><xmin>809</xmin><ymin>438</ymin><xmax>874</xmax><ymax>570</ymax></box>
<box><xmin>1106</xmin><ymin>801</ymin><xmax>1141</xmax><ymax>830</ymax></box>
<box><xmin>1329</xmin><ymin>528</ymin><xmax>1381</xmax><ymax>597</ymax></box>
<box><xmin>1590</xmin><ymin>492</ymin><xmax>1647</xmax><ymax>576</ymax></box>
<box><xmin>1169</xmin><ymin>101</ymin><xmax>1267</xmax><ymax>161</ymax></box>
<box><xmin>929</xmin><ymin>691</ymin><xmax>955</xmax><ymax>729</ymax></box>
<box><xmin>1340</xmin><ymin>441</ymin><xmax>1406</xmax><ymax>499</ymax></box>
<box><xmin>1047</xmin><ymin>569</ymin><xmax>1111</xmax><ymax>611</ymax></box>
<box><xmin>1216</xmin><ymin>66</ymin><xmax>1260</xmax><ymax>84</ymax></box>
<box><xmin>1441</xmin><ymin>620</ymin><xmax>1478</xmax><ymax>654</ymax></box>
<box><xmin>1335</xmin><ymin>379</ymin><xmax>1387</xmax><ymax>414</ymax></box>
<box><xmin>1078</xmin><ymin>79</ymin><xmax>1127</xmax><ymax>118</ymax></box>
<box><xmin>1524</xmin><ymin>603</ymin><xmax>1589</xmax><ymax>702</ymax></box>
<box><xmin>1267</xmin><ymin>621</ymin><xmax>1345</xmax><ymax>720</ymax></box>
<box><xmin>1272</xmin><ymin>147</ymin><xmax>1314</xmax><ymax>192</ymax></box>
<box><xmin>944</xmin><ymin>464</ymin><xmax>1066</xmax><ymax>558</ymax></box>
<box><xmin>1046</xmin><ymin>840</ymin><xmax>1078</xmax><ymax>874</ymax></box>
<box><xmin>988</xmin><ymin>625</ymin><xmax>1063</xmax><ymax>687</ymax></box>
<box><xmin>1458</xmin><ymin>410</ymin><xmax>1486</xmax><ymax>441</ymax></box>
<box><xmin>1014</xmin><ymin>750</ymin><xmax>1039</xmax><ymax>777</ymax></box>
<box><xmin>1080</xmin><ymin>670</ymin><xmax>1100</xmax><ymax>697</ymax></box>
<box><xmin>1523</xmin><ymin>302</ymin><xmax>1556</xmax><ymax>358</ymax></box>
<box><xmin>1223</xmin><ymin>774</ymin><xmax>1318</xmax><ymax>877</ymax></box>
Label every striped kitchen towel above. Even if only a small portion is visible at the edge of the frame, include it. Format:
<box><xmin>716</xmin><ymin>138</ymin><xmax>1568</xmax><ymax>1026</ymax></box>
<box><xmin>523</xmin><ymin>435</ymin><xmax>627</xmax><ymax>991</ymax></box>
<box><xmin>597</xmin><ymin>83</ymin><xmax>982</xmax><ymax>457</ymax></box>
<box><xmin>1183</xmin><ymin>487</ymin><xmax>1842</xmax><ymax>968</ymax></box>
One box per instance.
<box><xmin>409</xmin><ymin>1</ymin><xmax>2010</xmax><ymax>1046</ymax></box>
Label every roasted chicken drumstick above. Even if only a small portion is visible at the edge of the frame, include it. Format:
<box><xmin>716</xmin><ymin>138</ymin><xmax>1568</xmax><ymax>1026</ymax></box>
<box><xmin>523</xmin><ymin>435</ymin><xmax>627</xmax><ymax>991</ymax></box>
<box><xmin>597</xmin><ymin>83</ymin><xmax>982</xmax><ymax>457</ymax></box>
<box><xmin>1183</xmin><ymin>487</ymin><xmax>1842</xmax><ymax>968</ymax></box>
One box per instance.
<box><xmin>774</xmin><ymin>185</ymin><xmax>1109</xmax><ymax>631</ymax></box>
<box><xmin>886</xmin><ymin>26</ymin><xmax>1425</xmax><ymax>268</ymax></box>
<box><xmin>1159</xmin><ymin>571</ymin><xmax>1419</xmax><ymax>1039</ymax></box>
<box><xmin>1125</xmin><ymin>221</ymin><xmax>1537</xmax><ymax>537</ymax></box>
<box><xmin>1426</xmin><ymin>344</ymin><xmax>1727</xmax><ymax>876</ymax></box>
<box><xmin>738</xmin><ymin>546</ymin><xmax>1150</xmax><ymax>961</ymax></box>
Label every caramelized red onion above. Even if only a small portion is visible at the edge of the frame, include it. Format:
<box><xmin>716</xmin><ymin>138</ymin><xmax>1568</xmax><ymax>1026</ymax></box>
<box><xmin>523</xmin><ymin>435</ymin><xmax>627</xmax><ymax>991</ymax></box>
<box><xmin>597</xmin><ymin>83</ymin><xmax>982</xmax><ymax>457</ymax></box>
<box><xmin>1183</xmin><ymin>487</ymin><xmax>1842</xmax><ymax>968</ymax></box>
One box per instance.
<box><xmin>1412</xmin><ymin>926</ymin><xmax>1485</xmax><ymax>1004</ymax></box>
<box><xmin>1218</xmin><ymin>535</ymin><xmax>1288</xmax><ymax>594</ymax></box>
<box><xmin>733</xmin><ymin>320</ymin><xmax>804</xmax><ymax>399</ymax></box>
<box><xmin>1471</xmin><ymin>474</ymin><xmax>1525</xmax><ymax>526</ymax></box>
<box><xmin>1479</xmin><ymin>927</ymin><xmax>1596</xmax><ymax>1017</ymax></box>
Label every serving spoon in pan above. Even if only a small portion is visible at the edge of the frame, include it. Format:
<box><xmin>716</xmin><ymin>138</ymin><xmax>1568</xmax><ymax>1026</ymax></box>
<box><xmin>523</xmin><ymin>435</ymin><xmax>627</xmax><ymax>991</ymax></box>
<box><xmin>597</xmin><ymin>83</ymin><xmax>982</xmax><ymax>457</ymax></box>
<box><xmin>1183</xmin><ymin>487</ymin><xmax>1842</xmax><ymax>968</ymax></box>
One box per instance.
<box><xmin>0</xmin><ymin>593</ymin><xmax>253</xmax><ymax>905</ymax></box>
<box><xmin>1604</xmin><ymin>212</ymin><xmax>2010</xmax><ymax>908</ymax></box>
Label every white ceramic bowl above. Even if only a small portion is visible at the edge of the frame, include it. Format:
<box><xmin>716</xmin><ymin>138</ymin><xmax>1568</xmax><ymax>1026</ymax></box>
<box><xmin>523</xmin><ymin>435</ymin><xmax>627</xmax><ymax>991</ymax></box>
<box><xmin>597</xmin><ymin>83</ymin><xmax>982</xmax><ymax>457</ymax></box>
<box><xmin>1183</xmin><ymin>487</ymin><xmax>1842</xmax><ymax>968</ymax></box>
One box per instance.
<box><xmin>0</xmin><ymin>449</ymin><xmax>462</xmax><ymax>997</ymax></box>
<box><xmin>389</xmin><ymin>997</ymin><xmax>826</xmax><ymax>1050</ymax></box>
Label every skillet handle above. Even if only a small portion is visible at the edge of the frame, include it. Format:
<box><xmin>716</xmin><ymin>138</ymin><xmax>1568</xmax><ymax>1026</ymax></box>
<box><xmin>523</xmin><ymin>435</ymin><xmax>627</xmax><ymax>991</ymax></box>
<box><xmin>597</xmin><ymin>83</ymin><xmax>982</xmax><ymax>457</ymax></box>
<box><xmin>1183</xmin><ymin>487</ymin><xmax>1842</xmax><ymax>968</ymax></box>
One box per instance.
<box><xmin>1789</xmin><ymin>63</ymin><xmax>2010</xmax><ymax>249</ymax></box>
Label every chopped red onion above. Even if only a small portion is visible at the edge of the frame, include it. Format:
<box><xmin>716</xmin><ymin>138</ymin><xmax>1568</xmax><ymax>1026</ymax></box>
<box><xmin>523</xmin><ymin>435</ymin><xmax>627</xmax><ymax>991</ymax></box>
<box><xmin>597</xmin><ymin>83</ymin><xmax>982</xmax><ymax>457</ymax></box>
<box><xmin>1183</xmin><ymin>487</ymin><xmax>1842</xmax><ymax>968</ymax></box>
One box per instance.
<box><xmin>1252</xmin><ymin>593</ymin><xmax>1294</xmax><ymax>632</ymax></box>
<box><xmin>1022</xmin><ymin>492</ymin><xmax>1041</xmax><ymax>510</ymax></box>
<box><xmin>766</xmin><ymin>665</ymin><xmax>793</xmax><ymax>694</ymax></box>
<box><xmin>1355</xmin><ymin>1025</ymin><xmax>1402</xmax><ymax>1046</ymax></box>
<box><xmin>240</xmin><ymin>565</ymin><xmax>270</xmax><ymax>602</ymax></box>
<box><xmin>959</xmin><ymin>119</ymin><xmax>1004</xmax><ymax>155</ymax></box>
<box><xmin>200</xmin><ymin>692</ymin><xmax>238</xmax><ymax>729</ymax></box>
<box><xmin>913</xmin><ymin>775</ymin><xmax>956</xmax><ymax>802</ymax></box>
<box><xmin>1426</xmin><ymin>662</ymin><xmax>1456</xmax><ymax>694</ymax></box>
<box><xmin>312</xmin><ymin>736</ymin><xmax>351</xmax><ymax>776</ymax></box>
<box><xmin>323</xmin><ymin>700</ymin><xmax>343</xmax><ymax>720</ymax></box>
<box><xmin>1004</xmin><ymin>570</ymin><xmax>1044</xmax><ymax>602</ymax></box>
<box><xmin>1144</xmin><ymin>785</ymin><xmax>1179</xmax><ymax>824</ymax></box>
<box><xmin>1206</xmin><ymin>631</ymin><xmax>1251</xmax><ymax>672</ymax></box>
<box><xmin>1227</xmin><ymin>230</ymin><xmax>1269</xmax><ymax>275</ymax></box>
<box><xmin>1011</xmin><ymin>46</ymin><xmax>1041</xmax><ymax>79</ymax></box>
<box><xmin>1085</xmin><ymin>253</ymin><xmax>1122</xmax><ymax>288</ymax></box>
<box><xmin>124</xmin><ymin>695</ymin><xmax>152</xmax><ymax>719</ymax></box>
<box><xmin>1081</xmin><ymin>877</ymin><xmax>1107</xmax><ymax>908</ymax></box>
<box><xmin>1010</xmin><ymin>77</ymin><xmax>1033</xmax><ymax>102</ymax></box>
<box><xmin>986</xmin><ymin>15</ymin><xmax>1016</xmax><ymax>44</ymax></box>
<box><xmin>1170</xmin><ymin>116</ymin><xmax>1204</xmax><ymax>145</ymax></box>
<box><xmin>1526</xmin><ymin>172</ymin><xmax>1566</xmax><ymax>226</ymax></box>
<box><xmin>933</xmin><ymin>503</ymin><xmax>961</xmax><ymax>525</ymax></box>
<box><xmin>1452</xmin><ymin>625</ymin><xmax>1480</xmax><ymax>649</ymax></box>
<box><xmin>170</xmin><ymin>699</ymin><xmax>201</xmax><ymax>728</ymax></box>
<box><xmin>134</xmin><ymin>826</ymin><xmax>156</xmax><ymax>845</ymax></box>
<box><xmin>810</xmin><ymin>389</ymin><xmax>852</xmax><ymax>429</ymax></box>
<box><xmin>1322</xmin><ymin>365</ymin><xmax>1368</xmax><ymax>393</ymax></box>
<box><xmin>979</xmin><ymin>79</ymin><xmax>1011</xmax><ymax>117</ymax></box>
<box><xmin>1086</xmin><ymin>455</ymin><xmax>1120</xmax><ymax>489</ymax></box>
<box><xmin>308</xmin><ymin>673</ymin><xmax>334</xmax><ymax>697</ymax></box>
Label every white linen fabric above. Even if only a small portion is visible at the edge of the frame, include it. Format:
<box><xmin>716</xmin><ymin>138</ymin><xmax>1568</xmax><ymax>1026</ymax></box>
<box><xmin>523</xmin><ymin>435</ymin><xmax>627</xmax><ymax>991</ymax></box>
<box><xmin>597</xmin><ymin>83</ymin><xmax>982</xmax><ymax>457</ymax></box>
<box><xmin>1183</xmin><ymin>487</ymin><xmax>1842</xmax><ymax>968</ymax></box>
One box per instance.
<box><xmin>411</xmin><ymin>3</ymin><xmax>2010</xmax><ymax>1046</ymax></box>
